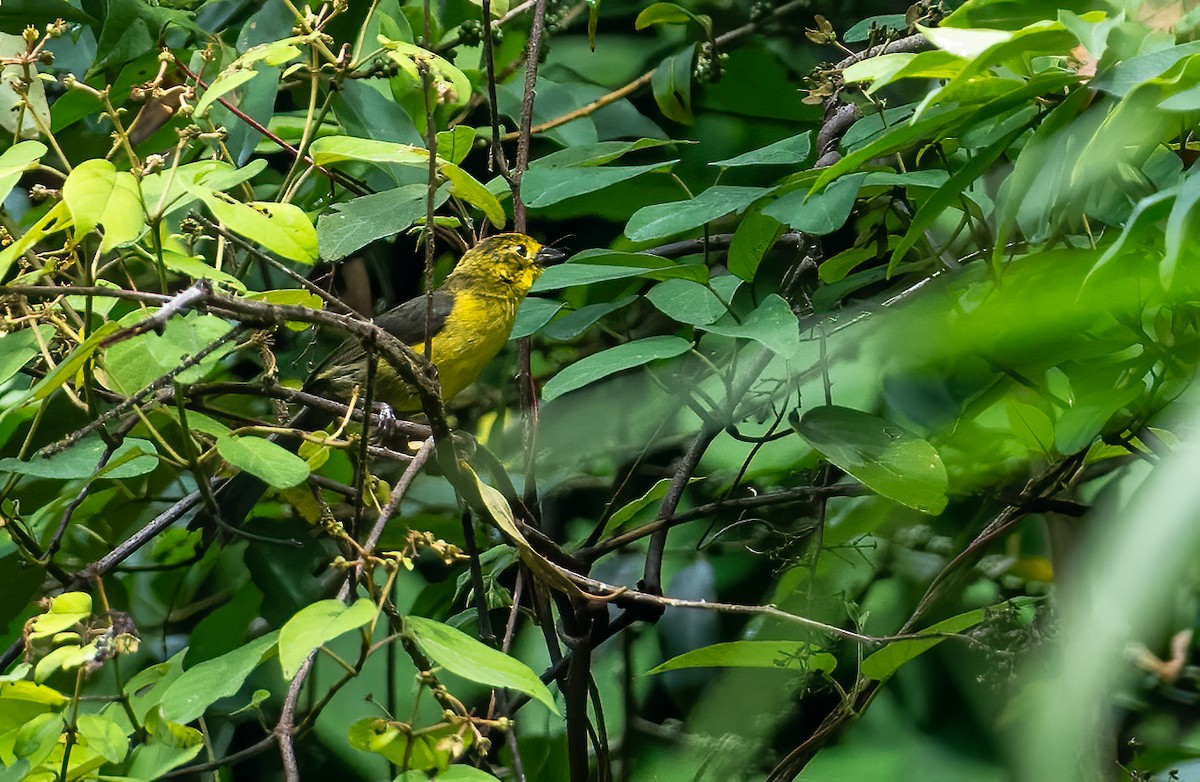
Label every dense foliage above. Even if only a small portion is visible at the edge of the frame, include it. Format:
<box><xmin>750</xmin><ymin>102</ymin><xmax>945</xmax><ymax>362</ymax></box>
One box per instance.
<box><xmin>4</xmin><ymin>0</ymin><xmax>1200</xmax><ymax>780</ymax></box>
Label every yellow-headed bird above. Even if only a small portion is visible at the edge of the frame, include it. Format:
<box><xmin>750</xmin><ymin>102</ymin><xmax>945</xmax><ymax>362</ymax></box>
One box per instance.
<box><xmin>211</xmin><ymin>233</ymin><xmax>564</xmax><ymax>526</ymax></box>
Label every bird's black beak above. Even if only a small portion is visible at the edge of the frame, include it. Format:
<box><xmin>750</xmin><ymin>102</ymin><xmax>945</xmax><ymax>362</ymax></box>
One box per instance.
<box><xmin>535</xmin><ymin>245</ymin><xmax>567</xmax><ymax>266</ymax></box>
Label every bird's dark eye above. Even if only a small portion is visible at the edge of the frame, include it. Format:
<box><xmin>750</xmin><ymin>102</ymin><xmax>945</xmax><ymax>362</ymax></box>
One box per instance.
<box><xmin>515</xmin><ymin>244</ymin><xmax>528</xmax><ymax>258</ymax></box>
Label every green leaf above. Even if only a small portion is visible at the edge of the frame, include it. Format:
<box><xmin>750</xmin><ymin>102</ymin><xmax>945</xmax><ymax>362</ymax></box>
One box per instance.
<box><xmin>217</xmin><ymin>434</ymin><xmax>310</xmax><ymax>489</ymax></box>
<box><xmin>793</xmin><ymin>406</ymin><xmax>949</xmax><ymax>514</ymax></box>
<box><xmin>635</xmin><ymin>2</ymin><xmax>712</xmax><ymax>36</ymax></box>
<box><xmin>542</xmin><ymin>335</ymin><xmax>692</xmax><ymax>401</ymax></box>
<box><xmin>763</xmin><ymin>174</ymin><xmax>864</xmax><ymax>235</ymax></box>
<box><xmin>711</xmin><ymin>132</ymin><xmax>812</xmax><ymax>168</ymax></box>
<box><xmin>441</xmin><ymin>162</ymin><xmax>506</xmax><ymax>227</ymax></box>
<box><xmin>404</xmin><ymin>615</ymin><xmax>559</xmax><ymax>713</ymax></box>
<box><xmin>0</xmin><ymin>34</ymin><xmax>50</xmax><ymax>140</ymax></box>
<box><xmin>102</xmin><ymin>312</ymin><xmax>235</xmax><ymax>393</ymax></box>
<box><xmin>819</xmin><ymin>247</ymin><xmax>876</xmax><ymax>283</ymax></box>
<box><xmin>75</xmin><ymin>714</ymin><xmax>129</xmax><ymax>764</ymax></box>
<box><xmin>317</xmin><ymin>183</ymin><xmax>448</xmax><ymax>262</ymax></box>
<box><xmin>159</xmin><ymin>632</ymin><xmax>279</xmax><ymax>724</ymax></box>
<box><xmin>702</xmin><ymin>294</ymin><xmax>802</xmax><ymax>361</ymax></box>
<box><xmin>126</xmin><ymin>707</ymin><xmax>204</xmax><ymax>780</ymax></box>
<box><xmin>727</xmin><ymin>209</ymin><xmax>785</xmax><ymax>281</ymax></box>
<box><xmin>645</xmin><ymin>279</ymin><xmax>727</xmax><ymax>325</ymax></box>
<box><xmin>844</xmin><ymin>14</ymin><xmax>910</xmax><ymax>42</ymax></box>
<box><xmin>542</xmin><ymin>296</ymin><xmax>637</xmax><ymax>341</ymax></box>
<box><xmin>277</xmin><ymin>599</ymin><xmax>376</xmax><ymax>679</ymax></box>
<box><xmin>0</xmin><ymin>141</ymin><xmax>45</xmax><ymax>203</ymax></box>
<box><xmin>436</xmin><ymin>125</ymin><xmax>475</xmax><ymax>165</ymax></box>
<box><xmin>161</xmin><ymin>251</ymin><xmax>247</xmax><ymax>292</ymax></box>
<box><xmin>602</xmin><ymin>477</ymin><xmax>674</xmax><ymax>535</ymax></box>
<box><xmin>647</xmin><ymin>640</ymin><xmax>837</xmax><ymax>674</ymax></box>
<box><xmin>437</xmin><ymin>767</ymin><xmax>504</xmax><ymax>781</ymax></box>
<box><xmin>1161</xmin><ymin>172</ymin><xmax>1200</xmax><ymax>289</ymax></box>
<box><xmin>651</xmin><ymin>45</ymin><xmax>696</xmax><ymax>124</ymax></box>
<box><xmin>626</xmin><ymin>186</ymin><xmax>769</xmax><ymax>242</ymax></box>
<box><xmin>861</xmin><ymin>608</ymin><xmax>988</xmax><ymax>680</ymax></box>
<box><xmin>199</xmin><ymin>193</ymin><xmax>319</xmax><ymax>264</ymax></box>
<box><xmin>531</xmin><ymin>250</ymin><xmax>708</xmax><ymax>292</ymax></box>
<box><xmin>0</xmin><ymin>201</ymin><xmax>74</xmax><ymax>281</ymax></box>
<box><xmin>0</xmin><ymin>325</ymin><xmax>52</xmax><ymax>385</ymax></box>
<box><xmin>348</xmin><ymin>717</ymin><xmax>473</xmax><ymax>771</ymax></box>
<box><xmin>0</xmin><ymin>320</ymin><xmax>118</xmax><ymax>419</ymax></box>
<box><xmin>889</xmin><ymin>123</ymin><xmax>1025</xmax><ymax>273</ymax></box>
<box><xmin>0</xmin><ymin>436</ymin><xmax>158</xmax><ymax>480</ymax></box>
<box><xmin>511</xmin><ymin>297</ymin><xmax>566</xmax><ymax>339</ymax></box>
<box><xmin>26</xmin><ymin>592</ymin><xmax>91</xmax><ymax>640</ymax></box>
<box><xmin>522</xmin><ymin>160</ymin><xmax>675</xmax><ymax>207</ymax></box>
<box><xmin>533</xmin><ymin>138</ymin><xmax>679</xmax><ymax>168</ymax></box>
<box><xmin>194</xmin><ymin>69</ymin><xmax>259</xmax><ymax>117</ymax></box>
<box><xmin>1090</xmin><ymin>40</ymin><xmax>1200</xmax><ymax>97</ymax></box>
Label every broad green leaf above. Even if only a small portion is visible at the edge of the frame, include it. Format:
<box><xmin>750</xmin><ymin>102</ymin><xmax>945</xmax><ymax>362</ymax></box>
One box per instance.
<box><xmin>542</xmin><ymin>296</ymin><xmax>637</xmax><ymax>341</ymax></box>
<box><xmin>0</xmin><ymin>436</ymin><xmax>158</xmax><ymax>480</ymax></box>
<box><xmin>62</xmin><ymin>159</ymin><xmax>145</xmax><ymax>252</ymax></box>
<box><xmin>844</xmin><ymin>14</ymin><xmax>910</xmax><ymax>42</ymax></box>
<box><xmin>317</xmin><ymin>183</ymin><xmax>448</xmax><ymax>261</ymax></box>
<box><xmin>819</xmin><ymin>247</ymin><xmax>876</xmax><ymax>283</ymax></box>
<box><xmin>436</xmin><ymin>125</ymin><xmax>475</xmax><ymax>165</ymax></box>
<box><xmin>159</xmin><ymin>631</ymin><xmax>279</xmax><ymax>724</ymax></box>
<box><xmin>0</xmin><ymin>320</ymin><xmax>118</xmax><ymax>419</ymax></box>
<box><xmin>441</xmin><ymin>163</ymin><xmax>506</xmax><ymax>227</ymax></box>
<box><xmin>861</xmin><ymin>608</ymin><xmax>988</xmax><ymax>680</ymax></box>
<box><xmin>602</xmin><ymin>477</ymin><xmax>674</xmax><ymax>535</ymax></box>
<box><xmin>794</xmin><ymin>406</ymin><xmax>948</xmax><ymax>514</ymax></box>
<box><xmin>348</xmin><ymin>717</ymin><xmax>473</xmax><ymax>770</ymax></box>
<box><xmin>920</xmin><ymin>24</ymin><xmax>1013</xmax><ymax>58</ymax></box>
<box><xmin>0</xmin><ymin>34</ymin><xmax>50</xmax><ymax>140</ymax></box>
<box><xmin>102</xmin><ymin>312</ymin><xmax>235</xmax><ymax>393</ymax></box>
<box><xmin>1161</xmin><ymin>172</ymin><xmax>1200</xmax><ymax>289</ymax></box>
<box><xmin>647</xmin><ymin>640</ymin><xmax>837</xmax><ymax>674</ymax></box>
<box><xmin>727</xmin><ymin>208</ymin><xmax>785</xmax><ymax>280</ymax></box>
<box><xmin>0</xmin><ymin>325</ymin><xmax>53</xmax><ymax>385</ymax></box>
<box><xmin>511</xmin><ymin>297</ymin><xmax>566</xmax><ymax>339</ymax></box>
<box><xmin>404</xmin><ymin>615</ymin><xmax>559</xmax><ymax>713</ymax></box>
<box><xmin>651</xmin><ymin>45</ymin><xmax>696</xmax><ymax>124</ymax></box>
<box><xmin>0</xmin><ymin>201</ymin><xmax>74</xmax><ymax>280</ymax></box>
<box><xmin>309</xmin><ymin>135</ymin><xmax>428</xmax><ymax>166</ymax></box>
<box><xmin>161</xmin><ymin>251</ymin><xmax>247</xmax><ymax>292</ymax></box>
<box><xmin>26</xmin><ymin>592</ymin><xmax>91</xmax><ymax>640</ymax></box>
<box><xmin>635</xmin><ymin>2</ymin><xmax>712</xmax><ymax>36</ymax></box>
<box><xmin>194</xmin><ymin>69</ymin><xmax>258</xmax><ymax>117</ymax></box>
<box><xmin>522</xmin><ymin>160</ymin><xmax>675</xmax><ymax>207</ymax></box>
<box><xmin>702</xmin><ymin>294</ymin><xmax>802</xmax><ymax>361</ymax></box>
<box><xmin>75</xmin><ymin>713</ymin><xmax>129</xmax><ymax>764</ymax></box>
<box><xmin>126</xmin><ymin>708</ymin><xmax>204</xmax><ymax>780</ymax></box>
<box><xmin>381</xmin><ymin>38</ymin><xmax>472</xmax><ymax>110</ymax></box>
<box><xmin>645</xmin><ymin>278</ymin><xmax>727</xmax><ymax>325</ymax></box>
<box><xmin>200</xmin><ymin>193</ymin><xmax>318</xmax><ymax>264</ymax></box>
<box><xmin>531</xmin><ymin>250</ymin><xmax>708</xmax><ymax>292</ymax></box>
<box><xmin>438</xmin><ymin>767</ymin><xmax>504</xmax><ymax>781</ymax></box>
<box><xmin>217</xmin><ymin>434</ymin><xmax>310</xmax><ymax>489</ymax></box>
<box><xmin>542</xmin><ymin>335</ymin><xmax>693</xmax><ymax>400</ymax></box>
<box><xmin>533</xmin><ymin>138</ymin><xmax>678</xmax><ymax>167</ymax></box>
<box><xmin>34</xmin><ymin>641</ymin><xmax>99</xmax><ymax>683</ymax></box>
<box><xmin>0</xmin><ymin>140</ymin><xmax>45</xmax><ymax>202</ymax></box>
<box><xmin>764</xmin><ymin>174</ymin><xmax>864</xmax><ymax>235</ymax></box>
<box><xmin>1090</xmin><ymin>40</ymin><xmax>1200</xmax><ymax>97</ymax></box>
<box><xmin>626</xmin><ymin>186</ymin><xmax>769</xmax><ymax>242</ymax></box>
<box><xmin>711</xmin><ymin>132</ymin><xmax>812</xmax><ymax>168</ymax></box>
<box><xmin>889</xmin><ymin>123</ymin><xmax>1025</xmax><ymax>273</ymax></box>
<box><xmin>278</xmin><ymin>599</ymin><xmax>376</xmax><ymax>679</ymax></box>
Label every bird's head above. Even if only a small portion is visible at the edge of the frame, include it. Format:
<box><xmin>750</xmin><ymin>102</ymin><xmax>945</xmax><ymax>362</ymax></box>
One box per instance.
<box><xmin>449</xmin><ymin>233</ymin><xmax>566</xmax><ymax>297</ymax></box>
